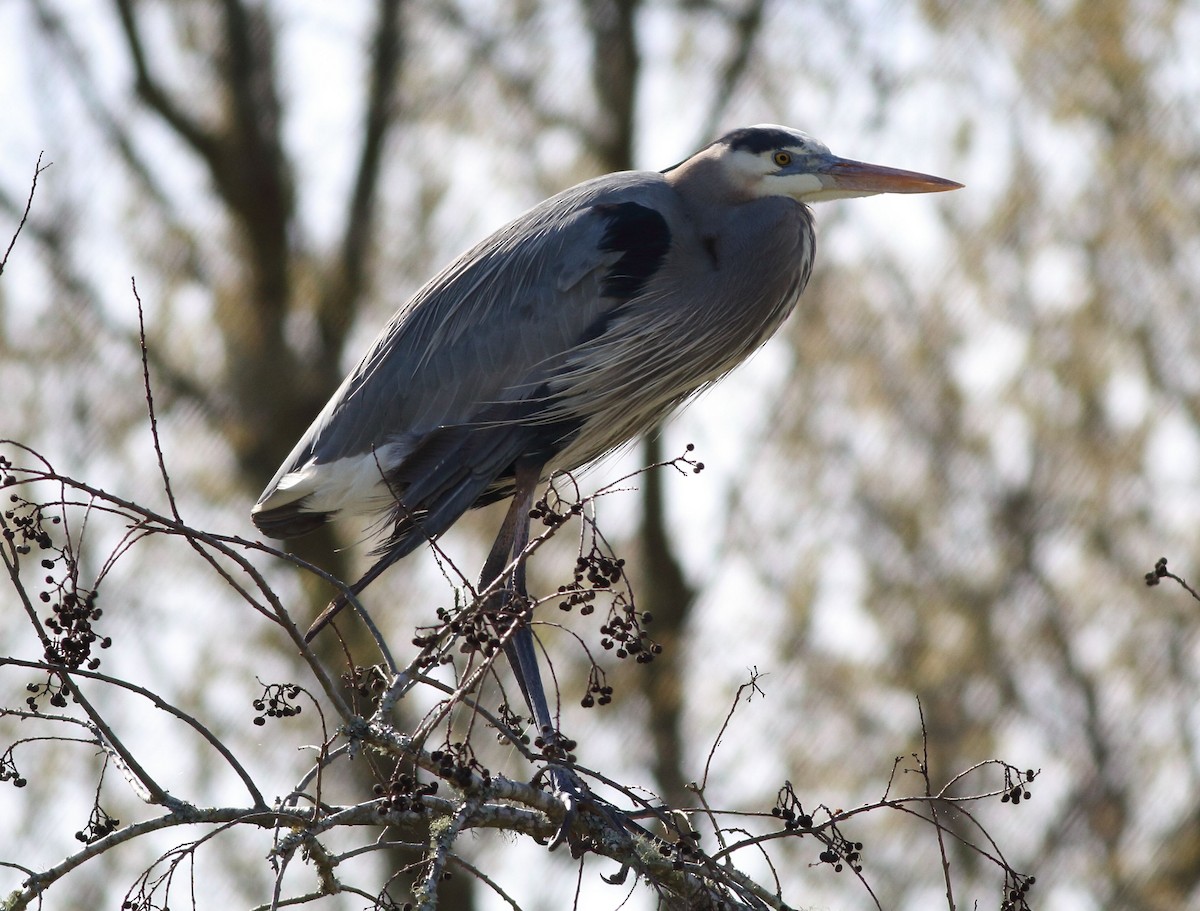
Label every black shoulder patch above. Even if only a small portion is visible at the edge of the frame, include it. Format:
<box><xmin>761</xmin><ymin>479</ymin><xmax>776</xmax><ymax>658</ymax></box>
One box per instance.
<box><xmin>595</xmin><ymin>202</ymin><xmax>671</xmax><ymax>299</ymax></box>
<box><xmin>720</xmin><ymin>127</ymin><xmax>799</xmax><ymax>155</ymax></box>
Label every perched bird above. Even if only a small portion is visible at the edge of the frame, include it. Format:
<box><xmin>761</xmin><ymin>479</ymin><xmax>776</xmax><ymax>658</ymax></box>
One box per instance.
<box><xmin>252</xmin><ymin>124</ymin><xmax>960</xmax><ymax>739</ymax></box>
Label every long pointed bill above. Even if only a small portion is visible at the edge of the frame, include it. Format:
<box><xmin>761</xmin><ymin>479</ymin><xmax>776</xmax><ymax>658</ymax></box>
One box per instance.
<box><xmin>824</xmin><ymin>157</ymin><xmax>963</xmax><ymax>195</ymax></box>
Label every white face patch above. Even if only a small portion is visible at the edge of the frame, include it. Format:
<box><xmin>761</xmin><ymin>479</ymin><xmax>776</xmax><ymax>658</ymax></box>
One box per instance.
<box><xmin>721</xmin><ymin>148</ymin><xmax>773</xmax><ymax>183</ymax></box>
<box><xmin>721</xmin><ymin>131</ymin><xmax>843</xmax><ymax>203</ymax></box>
<box><xmin>757</xmin><ymin>170</ymin><xmax>827</xmax><ymax>201</ymax></box>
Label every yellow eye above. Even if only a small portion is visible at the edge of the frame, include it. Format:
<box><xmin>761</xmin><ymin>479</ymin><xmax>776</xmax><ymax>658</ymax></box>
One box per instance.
<box><xmin>773</xmin><ymin>150</ymin><xmax>792</xmax><ymax>167</ymax></box>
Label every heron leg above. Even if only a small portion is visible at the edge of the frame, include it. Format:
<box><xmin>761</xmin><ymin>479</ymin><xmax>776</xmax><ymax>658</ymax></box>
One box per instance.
<box><xmin>478</xmin><ymin>459</ymin><xmax>585</xmax><ymax>848</ymax></box>
<box><xmin>504</xmin><ymin>472</ymin><xmax>558</xmax><ymax>742</ymax></box>
<box><xmin>478</xmin><ymin>458</ymin><xmax>557</xmax><ymax>738</ymax></box>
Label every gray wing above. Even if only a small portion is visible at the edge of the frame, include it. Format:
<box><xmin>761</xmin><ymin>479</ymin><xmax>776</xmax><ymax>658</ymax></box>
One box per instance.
<box><xmin>251</xmin><ymin>171</ymin><xmax>682</xmax><ymax>541</ymax></box>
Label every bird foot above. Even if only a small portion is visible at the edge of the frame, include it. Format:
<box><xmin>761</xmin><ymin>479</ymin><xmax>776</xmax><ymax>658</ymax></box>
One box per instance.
<box><xmin>543</xmin><ymin>766</ymin><xmax>584</xmax><ymax>852</ymax></box>
<box><xmin>540</xmin><ymin>764</ymin><xmax>624</xmax><ymax>854</ymax></box>
<box><xmin>528</xmin><ymin>725</ymin><xmax>650</xmax><ymax>853</ymax></box>
<box><xmin>534</xmin><ymin>761</ymin><xmax>645</xmax><ymax>856</ymax></box>
<box><xmin>528</xmin><ymin>726</ymin><xmax>585</xmax><ymax>851</ymax></box>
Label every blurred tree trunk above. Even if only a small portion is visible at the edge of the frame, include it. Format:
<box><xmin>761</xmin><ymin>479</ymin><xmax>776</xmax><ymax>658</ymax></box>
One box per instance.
<box><xmin>15</xmin><ymin>0</ymin><xmax>1200</xmax><ymax>905</ymax></box>
<box><xmin>636</xmin><ymin>433</ymin><xmax>696</xmax><ymax>805</ymax></box>
<box><xmin>107</xmin><ymin>2</ymin><xmax>474</xmax><ymax>906</ymax></box>
<box><xmin>582</xmin><ymin>0</ymin><xmax>698</xmax><ymax>808</ymax></box>
<box><xmin>582</xmin><ymin>0</ymin><xmax>767</xmax><ymax>808</ymax></box>
<box><xmin>110</xmin><ymin>0</ymin><xmax>370</xmax><ymax>595</ymax></box>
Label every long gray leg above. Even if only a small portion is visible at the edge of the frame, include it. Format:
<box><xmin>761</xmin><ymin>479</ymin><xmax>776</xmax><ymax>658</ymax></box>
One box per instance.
<box><xmin>504</xmin><ymin>463</ymin><xmax>558</xmax><ymax>739</ymax></box>
<box><xmin>482</xmin><ymin>463</ymin><xmax>658</xmax><ymax>854</ymax></box>
<box><xmin>477</xmin><ymin>458</ymin><xmax>556</xmax><ymax>735</ymax></box>
<box><xmin>478</xmin><ymin>460</ymin><xmax>584</xmax><ymax>848</ymax></box>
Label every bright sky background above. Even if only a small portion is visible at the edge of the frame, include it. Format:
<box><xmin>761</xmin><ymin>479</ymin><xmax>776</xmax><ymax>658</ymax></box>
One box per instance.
<box><xmin>4</xmin><ymin>3</ymin><xmax>1199</xmax><ymax>910</ymax></box>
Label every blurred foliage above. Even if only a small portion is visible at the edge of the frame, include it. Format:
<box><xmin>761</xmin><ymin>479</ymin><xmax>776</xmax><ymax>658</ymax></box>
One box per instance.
<box><xmin>2</xmin><ymin>0</ymin><xmax>1199</xmax><ymax>908</ymax></box>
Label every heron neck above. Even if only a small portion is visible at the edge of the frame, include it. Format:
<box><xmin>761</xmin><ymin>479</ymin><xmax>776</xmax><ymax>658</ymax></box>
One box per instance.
<box><xmin>663</xmin><ymin>154</ymin><xmax>755</xmax><ymax>221</ymax></box>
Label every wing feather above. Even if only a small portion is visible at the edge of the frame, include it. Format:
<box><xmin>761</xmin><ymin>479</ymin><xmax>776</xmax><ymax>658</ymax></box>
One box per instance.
<box><xmin>251</xmin><ymin>171</ymin><xmax>682</xmax><ymax>535</ymax></box>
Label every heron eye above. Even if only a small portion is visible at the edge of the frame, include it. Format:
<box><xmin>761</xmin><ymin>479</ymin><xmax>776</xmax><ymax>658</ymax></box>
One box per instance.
<box><xmin>773</xmin><ymin>151</ymin><xmax>792</xmax><ymax>167</ymax></box>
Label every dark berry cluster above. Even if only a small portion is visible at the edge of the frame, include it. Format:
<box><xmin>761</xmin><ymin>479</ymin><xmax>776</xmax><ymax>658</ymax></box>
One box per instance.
<box><xmin>598</xmin><ymin>609</ymin><xmax>659</xmax><ymax>663</ymax></box>
<box><xmin>419</xmin><ymin>596</ymin><xmax>525</xmax><ymax>661</ymax></box>
<box><xmin>1144</xmin><ymin>556</ymin><xmax>1200</xmax><ymax>600</ymax></box>
<box><xmin>1</xmin><ymin>488</ymin><xmax>56</xmax><ymax>555</ymax></box>
<box><xmin>655</xmin><ymin>829</ymin><xmax>703</xmax><ymax>871</ymax></box>
<box><xmin>0</xmin><ymin>749</ymin><xmax>27</xmax><ymax>788</ymax></box>
<box><xmin>429</xmin><ymin>741</ymin><xmax>491</xmax><ymax>788</ymax></box>
<box><xmin>771</xmin><ymin>781</ymin><xmax>814</xmax><ymax>830</ymax></box>
<box><xmin>6</xmin><ymin>492</ymin><xmax>109</xmax><ymax>670</ymax></box>
<box><xmin>1000</xmin><ymin>871</ymin><xmax>1036</xmax><ymax>910</ymax></box>
<box><xmin>76</xmin><ymin>804</ymin><xmax>119</xmax><ymax>843</ymax></box>
<box><xmin>372</xmin><ymin>890</ymin><xmax>409</xmax><ymax>911</ymax></box>
<box><xmin>772</xmin><ymin>782</ymin><xmax>862</xmax><ymax>873</ymax></box>
<box><xmin>1145</xmin><ymin>556</ymin><xmax>1170</xmax><ymax>586</ymax></box>
<box><xmin>43</xmin><ymin>584</ymin><xmax>107</xmax><ymax>671</ymax></box>
<box><xmin>556</xmin><ymin>552</ymin><xmax>625</xmax><ymax>615</ymax></box>
<box><xmin>343</xmin><ymin>663</ymin><xmax>390</xmax><ymax>701</ymax></box>
<box><xmin>374</xmin><ymin>770</ymin><xmax>438</xmax><ymax>817</ymax></box>
<box><xmin>122</xmin><ymin>883</ymin><xmax>172</xmax><ymax>911</ymax></box>
<box><xmin>495</xmin><ymin>702</ymin><xmax>532</xmax><ymax>745</ymax></box>
<box><xmin>529</xmin><ymin>486</ymin><xmax>582</xmax><ymax>531</ymax></box>
<box><xmin>580</xmin><ymin>666</ymin><xmax>613</xmax><ymax>708</ymax></box>
<box><xmin>533</xmin><ymin>726</ymin><xmax>577</xmax><ymax>764</ymax></box>
<box><xmin>24</xmin><ymin>677</ymin><xmax>73</xmax><ymax>712</ymax></box>
<box><xmin>678</xmin><ymin>443</ymin><xmax>705</xmax><ymax>474</ymax></box>
<box><xmin>816</xmin><ymin>833</ymin><xmax>863</xmax><ymax>874</ymax></box>
<box><xmin>1000</xmin><ymin>765</ymin><xmax>1036</xmax><ymax>805</ymax></box>
<box><xmin>251</xmin><ymin>682</ymin><xmax>303</xmax><ymax>726</ymax></box>
<box><xmin>557</xmin><ymin>545</ymin><xmax>661</xmax><ymax>678</ymax></box>
<box><xmin>120</xmin><ymin>898</ymin><xmax>164</xmax><ymax>911</ymax></box>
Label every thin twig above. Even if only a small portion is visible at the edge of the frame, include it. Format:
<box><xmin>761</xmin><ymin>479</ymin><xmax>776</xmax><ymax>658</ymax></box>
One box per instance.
<box><xmin>449</xmin><ymin>853</ymin><xmax>524</xmax><ymax>911</ymax></box>
<box><xmin>918</xmin><ymin>699</ymin><xmax>957</xmax><ymax>911</ymax></box>
<box><xmin>701</xmin><ymin>670</ymin><xmax>765</xmax><ymax>792</ymax></box>
<box><xmin>1</xmin><ymin>656</ymin><xmax>265</xmax><ymax>809</ymax></box>
<box><xmin>1</xmin><ymin>153</ymin><xmax>50</xmax><ymax>275</ymax></box>
<box><xmin>131</xmin><ymin>278</ymin><xmax>180</xmax><ymax>521</ymax></box>
<box><xmin>1</xmin><ymin>450</ymin><xmax>355</xmax><ymax>719</ymax></box>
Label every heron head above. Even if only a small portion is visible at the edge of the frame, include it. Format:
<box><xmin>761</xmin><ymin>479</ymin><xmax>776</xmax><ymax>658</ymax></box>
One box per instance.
<box><xmin>714</xmin><ymin>124</ymin><xmax>962</xmax><ymax>203</ymax></box>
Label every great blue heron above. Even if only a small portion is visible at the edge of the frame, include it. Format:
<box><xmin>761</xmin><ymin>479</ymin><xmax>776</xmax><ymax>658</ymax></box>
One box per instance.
<box><xmin>252</xmin><ymin>123</ymin><xmax>959</xmax><ymax>772</ymax></box>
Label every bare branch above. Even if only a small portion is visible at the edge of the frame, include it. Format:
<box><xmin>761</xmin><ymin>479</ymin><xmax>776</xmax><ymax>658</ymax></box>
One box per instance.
<box><xmin>109</xmin><ymin>0</ymin><xmax>221</xmax><ymax>163</ymax></box>
<box><xmin>0</xmin><ymin>153</ymin><xmax>49</xmax><ymax>277</ymax></box>
<box><xmin>319</xmin><ymin>0</ymin><xmax>405</xmax><ymax>350</ymax></box>
<box><xmin>695</xmin><ymin>0</ymin><xmax>769</xmax><ymax>143</ymax></box>
<box><xmin>1</xmin><ymin>657</ymin><xmax>267</xmax><ymax>809</ymax></box>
